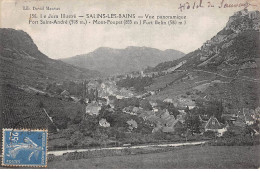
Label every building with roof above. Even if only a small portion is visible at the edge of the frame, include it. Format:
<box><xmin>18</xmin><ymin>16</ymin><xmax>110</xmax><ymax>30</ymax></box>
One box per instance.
<box><xmin>61</xmin><ymin>90</ymin><xmax>70</xmax><ymax>97</ymax></box>
<box><xmin>245</xmin><ymin>115</ymin><xmax>254</xmax><ymax>125</ymax></box>
<box><xmin>205</xmin><ymin>116</ymin><xmax>222</xmax><ymax>132</ymax></box>
<box><xmin>126</xmin><ymin>119</ymin><xmax>138</xmax><ymax>131</ymax></box>
<box><xmin>222</xmin><ymin>114</ymin><xmax>237</xmax><ymax>125</ymax></box>
<box><xmin>85</xmin><ymin>102</ymin><xmax>101</xmax><ymax>115</ymax></box>
<box><xmin>99</xmin><ymin>118</ymin><xmax>110</xmax><ymax>127</ymax></box>
<box><xmin>243</xmin><ymin>108</ymin><xmax>255</xmax><ymax>125</ymax></box>
<box><xmin>162</xmin><ymin>120</ymin><xmax>183</xmax><ymax>133</ymax></box>
<box><xmin>205</xmin><ymin>116</ymin><xmax>227</xmax><ymax>136</ymax></box>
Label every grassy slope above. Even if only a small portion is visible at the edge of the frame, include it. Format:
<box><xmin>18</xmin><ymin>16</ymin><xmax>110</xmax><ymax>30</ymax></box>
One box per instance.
<box><xmin>0</xmin><ymin>84</ymin><xmax>85</xmax><ymax>152</ymax></box>
<box><xmin>0</xmin><ymin>84</ymin><xmax>84</xmax><ymax>129</ymax></box>
<box><xmin>147</xmin><ymin>70</ymin><xmax>215</xmax><ymax>100</ymax></box>
<box><xmin>0</xmin><ymin>54</ymin><xmax>100</xmax><ymax>87</ymax></box>
<box><xmin>47</xmin><ymin>145</ymin><xmax>260</xmax><ymax>169</ymax></box>
<box><xmin>146</xmin><ymin>67</ymin><xmax>260</xmax><ymax>110</ymax></box>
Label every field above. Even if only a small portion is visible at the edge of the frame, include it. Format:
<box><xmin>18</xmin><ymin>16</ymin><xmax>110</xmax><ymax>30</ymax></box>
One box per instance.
<box><xmin>47</xmin><ymin>145</ymin><xmax>260</xmax><ymax>169</ymax></box>
<box><xmin>147</xmin><ymin>70</ymin><xmax>216</xmax><ymax>101</ymax></box>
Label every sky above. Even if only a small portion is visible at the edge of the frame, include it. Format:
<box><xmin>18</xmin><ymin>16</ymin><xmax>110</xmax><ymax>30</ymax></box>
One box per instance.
<box><xmin>1</xmin><ymin>0</ymin><xmax>259</xmax><ymax>59</ymax></box>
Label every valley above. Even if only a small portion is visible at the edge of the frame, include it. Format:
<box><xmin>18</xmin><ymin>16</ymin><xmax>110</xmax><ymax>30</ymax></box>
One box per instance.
<box><xmin>0</xmin><ymin>9</ymin><xmax>260</xmax><ymax>168</ymax></box>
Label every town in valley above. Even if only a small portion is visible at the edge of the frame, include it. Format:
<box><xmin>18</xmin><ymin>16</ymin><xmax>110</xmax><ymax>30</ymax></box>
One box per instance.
<box><xmin>0</xmin><ymin>9</ymin><xmax>260</xmax><ymax>169</ymax></box>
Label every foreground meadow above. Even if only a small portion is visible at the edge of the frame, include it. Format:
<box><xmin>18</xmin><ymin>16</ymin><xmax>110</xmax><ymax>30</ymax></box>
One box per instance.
<box><xmin>47</xmin><ymin>145</ymin><xmax>260</xmax><ymax>169</ymax></box>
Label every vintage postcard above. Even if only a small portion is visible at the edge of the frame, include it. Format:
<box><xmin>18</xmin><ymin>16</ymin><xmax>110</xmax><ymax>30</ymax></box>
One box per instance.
<box><xmin>0</xmin><ymin>0</ymin><xmax>259</xmax><ymax>169</ymax></box>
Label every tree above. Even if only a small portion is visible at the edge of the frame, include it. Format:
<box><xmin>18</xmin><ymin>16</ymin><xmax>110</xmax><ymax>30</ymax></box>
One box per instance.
<box><xmin>70</xmin><ymin>131</ymin><xmax>84</xmax><ymax>145</ymax></box>
<box><xmin>203</xmin><ymin>130</ymin><xmax>217</xmax><ymax>138</ymax></box>
<box><xmin>166</xmin><ymin>104</ymin><xmax>179</xmax><ymax>119</ymax></box>
<box><xmin>222</xmin><ymin>130</ymin><xmax>236</xmax><ymax>138</ymax></box>
<box><xmin>206</xmin><ymin>100</ymin><xmax>223</xmax><ymax>122</ymax></box>
<box><xmin>38</xmin><ymin>101</ymin><xmax>44</xmax><ymax>108</ymax></box>
<box><xmin>79</xmin><ymin>115</ymin><xmax>99</xmax><ymax>137</ymax></box>
<box><xmin>114</xmin><ymin>98</ymin><xmax>140</xmax><ymax>110</ymax></box>
<box><xmin>140</xmin><ymin>99</ymin><xmax>153</xmax><ymax>110</ymax></box>
<box><xmin>184</xmin><ymin>113</ymin><xmax>202</xmax><ymax>135</ymax></box>
<box><xmin>243</xmin><ymin>125</ymin><xmax>255</xmax><ymax>136</ymax></box>
<box><xmin>114</xmin><ymin>99</ymin><xmax>127</xmax><ymax>110</ymax></box>
<box><xmin>195</xmin><ymin>99</ymin><xmax>224</xmax><ymax>122</ymax></box>
<box><xmin>95</xmin><ymin>88</ymin><xmax>98</xmax><ymax>101</ymax></box>
<box><xmin>175</xmin><ymin>126</ymin><xmax>186</xmax><ymax>137</ymax></box>
<box><xmin>87</xmin><ymin>89</ymin><xmax>95</xmax><ymax>101</ymax></box>
<box><xmin>184</xmin><ymin>106</ymin><xmax>190</xmax><ymax>113</ymax></box>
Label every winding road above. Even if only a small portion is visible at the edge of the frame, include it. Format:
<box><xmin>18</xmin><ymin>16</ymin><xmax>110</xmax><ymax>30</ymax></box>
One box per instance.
<box><xmin>48</xmin><ymin>141</ymin><xmax>207</xmax><ymax>156</ymax></box>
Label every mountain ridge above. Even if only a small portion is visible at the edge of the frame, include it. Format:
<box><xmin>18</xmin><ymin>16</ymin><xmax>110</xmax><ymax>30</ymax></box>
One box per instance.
<box><xmin>0</xmin><ymin>28</ymin><xmax>101</xmax><ymax>86</ymax></box>
<box><xmin>62</xmin><ymin>46</ymin><xmax>185</xmax><ymax>75</ymax></box>
<box><xmin>145</xmin><ymin>9</ymin><xmax>260</xmax><ymax>110</ymax></box>
<box><xmin>149</xmin><ymin>9</ymin><xmax>260</xmax><ymax>73</ymax></box>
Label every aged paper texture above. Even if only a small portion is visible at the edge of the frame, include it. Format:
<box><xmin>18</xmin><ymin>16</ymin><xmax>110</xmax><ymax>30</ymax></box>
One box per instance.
<box><xmin>0</xmin><ymin>0</ymin><xmax>260</xmax><ymax>169</ymax></box>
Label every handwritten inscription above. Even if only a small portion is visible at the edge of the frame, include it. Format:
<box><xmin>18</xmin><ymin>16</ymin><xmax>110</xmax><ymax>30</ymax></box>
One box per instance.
<box><xmin>178</xmin><ymin>0</ymin><xmax>257</xmax><ymax>12</ymax></box>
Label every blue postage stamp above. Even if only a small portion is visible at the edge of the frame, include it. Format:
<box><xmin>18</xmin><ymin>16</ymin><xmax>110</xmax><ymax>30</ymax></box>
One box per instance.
<box><xmin>2</xmin><ymin>129</ymin><xmax>48</xmax><ymax>167</ymax></box>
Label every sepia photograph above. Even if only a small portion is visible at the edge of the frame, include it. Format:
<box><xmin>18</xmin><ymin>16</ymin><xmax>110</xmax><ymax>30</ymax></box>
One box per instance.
<box><xmin>0</xmin><ymin>0</ymin><xmax>259</xmax><ymax>169</ymax></box>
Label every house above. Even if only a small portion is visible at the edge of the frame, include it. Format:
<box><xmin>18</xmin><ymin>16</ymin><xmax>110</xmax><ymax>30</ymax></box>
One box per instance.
<box><xmin>163</xmin><ymin>98</ymin><xmax>173</xmax><ymax>103</ymax></box>
<box><xmin>98</xmin><ymin>98</ymin><xmax>107</xmax><ymax>105</ymax></box>
<box><xmin>133</xmin><ymin>107</ymin><xmax>140</xmax><ymax>114</ymax></box>
<box><xmin>253</xmin><ymin>107</ymin><xmax>260</xmax><ymax>121</ymax></box>
<box><xmin>165</xmin><ymin>118</ymin><xmax>176</xmax><ymax>127</ymax></box>
<box><xmin>123</xmin><ymin>106</ymin><xmax>138</xmax><ymax>115</ymax></box>
<box><xmin>139</xmin><ymin>111</ymin><xmax>155</xmax><ymax>121</ymax></box>
<box><xmin>176</xmin><ymin>114</ymin><xmax>186</xmax><ymax>123</ymax></box>
<box><xmin>160</xmin><ymin>109</ymin><xmax>171</xmax><ymax>119</ymax></box>
<box><xmin>152</xmin><ymin>108</ymin><xmax>159</xmax><ymax>112</ymax></box>
<box><xmin>222</xmin><ymin>114</ymin><xmax>237</xmax><ymax>125</ymax></box>
<box><xmin>119</xmin><ymin>87</ymin><xmax>134</xmax><ymax>98</ymax></box>
<box><xmin>251</xmin><ymin>124</ymin><xmax>260</xmax><ymax>135</ymax></box>
<box><xmin>70</xmin><ymin>96</ymin><xmax>80</xmax><ymax>103</ymax></box>
<box><xmin>99</xmin><ymin>118</ymin><xmax>110</xmax><ymax>127</ymax></box>
<box><xmin>243</xmin><ymin>108</ymin><xmax>253</xmax><ymax>116</ymax></box>
<box><xmin>204</xmin><ymin>116</ymin><xmax>227</xmax><ymax>136</ymax></box>
<box><xmin>155</xmin><ymin>109</ymin><xmax>170</xmax><ymax>118</ymax></box>
<box><xmin>178</xmin><ymin>110</ymin><xmax>186</xmax><ymax>115</ymax></box>
<box><xmin>146</xmin><ymin>115</ymin><xmax>160</xmax><ymax>124</ymax></box>
<box><xmin>85</xmin><ymin>102</ymin><xmax>101</xmax><ymax>115</ymax></box>
<box><xmin>150</xmin><ymin>91</ymin><xmax>156</xmax><ymax>95</ymax></box>
<box><xmin>61</xmin><ymin>90</ymin><xmax>70</xmax><ymax>97</ymax></box>
<box><xmin>107</xmin><ymin>96</ymin><xmax>116</xmax><ymax>108</ymax></box>
<box><xmin>243</xmin><ymin>108</ymin><xmax>255</xmax><ymax>125</ymax></box>
<box><xmin>233</xmin><ymin>115</ymin><xmax>247</xmax><ymax>127</ymax></box>
<box><xmin>88</xmin><ymin>80</ymin><xmax>100</xmax><ymax>89</ymax></box>
<box><xmin>123</xmin><ymin>106</ymin><xmax>134</xmax><ymax>113</ymax></box>
<box><xmin>176</xmin><ymin>97</ymin><xmax>196</xmax><ymax>109</ymax></box>
<box><xmin>188</xmin><ymin>106</ymin><xmax>196</xmax><ymax>110</ymax></box>
<box><xmin>245</xmin><ymin>115</ymin><xmax>254</xmax><ymax>125</ymax></box>
<box><xmin>162</xmin><ymin>120</ymin><xmax>183</xmax><ymax>133</ymax></box>
<box><xmin>155</xmin><ymin>109</ymin><xmax>177</xmax><ymax>129</ymax></box>
<box><xmin>217</xmin><ymin>127</ymin><xmax>228</xmax><ymax>137</ymax></box>
<box><xmin>126</xmin><ymin>119</ymin><xmax>138</xmax><ymax>131</ymax></box>
<box><xmin>205</xmin><ymin>116</ymin><xmax>222</xmax><ymax>132</ymax></box>
<box><xmin>152</xmin><ymin>127</ymin><xmax>161</xmax><ymax>133</ymax></box>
